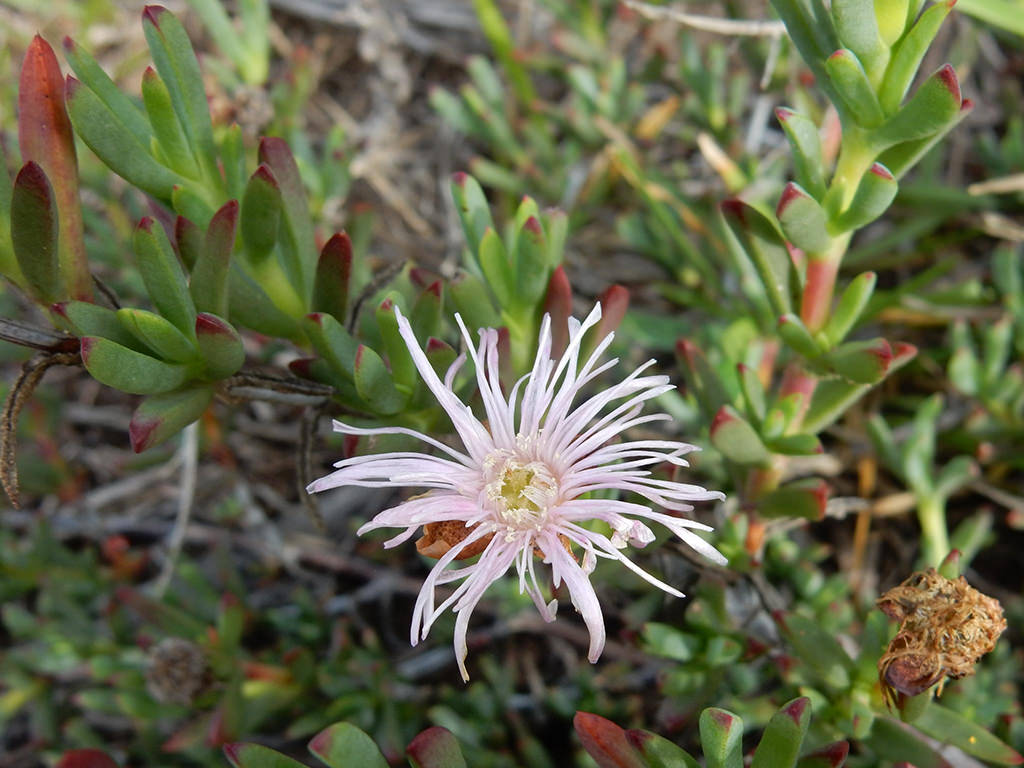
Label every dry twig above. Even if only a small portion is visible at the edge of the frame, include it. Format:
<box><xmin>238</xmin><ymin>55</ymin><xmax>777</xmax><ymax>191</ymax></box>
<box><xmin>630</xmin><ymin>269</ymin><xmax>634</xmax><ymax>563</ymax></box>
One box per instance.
<box><xmin>623</xmin><ymin>0</ymin><xmax>786</xmax><ymax>36</ymax></box>
<box><xmin>1</xmin><ymin>350</ymin><xmax>81</xmax><ymax>507</ymax></box>
<box><xmin>152</xmin><ymin>422</ymin><xmax>201</xmax><ymax>597</ymax></box>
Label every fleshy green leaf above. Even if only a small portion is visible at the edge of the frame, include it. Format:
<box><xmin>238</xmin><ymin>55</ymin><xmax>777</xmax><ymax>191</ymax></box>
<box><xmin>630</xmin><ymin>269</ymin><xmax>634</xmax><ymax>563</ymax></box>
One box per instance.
<box><xmin>831</xmin><ymin>0</ymin><xmax>886</xmax><ymax>78</ymax></box>
<box><xmin>141</xmin><ymin>66</ymin><xmax>198</xmax><ymax>178</ymax></box>
<box><xmin>223</xmin><ymin>743</ymin><xmax>309</xmax><ymax>768</ymax></box>
<box><xmin>862</xmin><ymin>717</ymin><xmax>951</xmax><ymax>768</ymax></box>
<box><xmin>512</xmin><ymin>216</ymin><xmax>550</xmax><ymax>304</ymax></box>
<box><xmin>777</xmin><ymin>613</ymin><xmax>852</xmax><ymax>690</ymax></box>
<box><xmin>699</xmin><ymin>708</ymin><xmax>744</xmax><ymax>768</ymax></box>
<box><xmin>626</xmin><ymin>730</ymin><xmax>700</xmax><ymax>768</ymax></box>
<box><xmin>676</xmin><ymin>339</ymin><xmax>731</xmax><ymax>419</ymax></box>
<box><xmin>10</xmin><ymin>162</ymin><xmax>60</xmax><ymax>303</ymax></box>
<box><xmin>191</xmin><ymin>200</ymin><xmax>238</xmax><ymax>317</ymax></box>
<box><xmin>353</xmin><ymin>344</ymin><xmax>405</xmax><ymax>415</ymax></box>
<box><xmin>759</xmin><ymin>479</ymin><xmax>828</xmax><ymax>519</ymax></box>
<box><xmin>825</xmin><ymin>49</ymin><xmax>884</xmax><ymax>127</ymax></box>
<box><xmin>240</xmin><ymin>164</ymin><xmax>281</xmax><ymax>265</ymax></box>
<box><xmin>803</xmin><ymin>342</ymin><xmax>915</xmax><ymax>432</ymax></box>
<box><xmin>228</xmin><ymin>266</ymin><xmax>301</xmax><ymax>339</ymax></box>
<box><xmin>832</xmin><ymin>163</ymin><xmax>897</xmax><ymax>232</ymax></box>
<box><xmin>478</xmin><ymin>227</ymin><xmax>513</xmax><ymax>308</ymax></box>
<box><xmin>81</xmin><ymin>337</ymin><xmax>191</xmax><ymax>394</ymax></box>
<box><xmin>133</xmin><ymin>217</ymin><xmax>197</xmax><ymax>337</ymax></box>
<box><xmin>258</xmin><ymin>137</ymin><xmax>315</xmax><ymax>298</ymax></box>
<box><xmin>307</xmin><ymin>722</ymin><xmax>388</xmax><ymax>768</ymax></box>
<box><xmin>302</xmin><ymin>313</ymin><xmax>358</xmax><ymax>380</ymax></box>
<box><xmin>710</xmin><ymin>405</ymin><xmax>771</xmax><ymax>466</ymax></box>
<box><xmin>573</xmin><ymin>712</ymin><xmax>646</xmax><ymax>768</ymax></box>
<box><xmin>375</xmin><ymin>295</ymin><xmax>416</xmax><ymax>390</ymax></box>
<box><xmin>221</xmin><ymin>123</ymin><xmax>247</xmax><ymax>199</ymax></box>
<box><xmin>470</xmin><ymin>0</ymin><xmax>535</xmax><ymax>105</ymax></box>
<box><xmin>874</xmin><ymin>65</ymin><xmax>962</xmax><ymax>148</ymax></box>
<box><xmin>737</xmin><ymin>363</ymin><xmax>766</xmax><ymax>423</ymax></box>
<box><xmin>312</xmin><ymin>232</ymin><xmax>352</xmax><ymax>322</ymax></box>
<box><xmin>721</xmin><ymin>199</ymin><xmax>793</xmax><ymax>316</ymax></box>
<box><xmin>406</xmin><ymin>727</ymin><xmax>468</xmax><ymax>768</ymax></box>
<box><xmin>53</xmin><ymin>301</ymin><xmax>143</xmax><ymax>350</ymax></box>
<box><xmin>765</xmin><ymin>434</ymin><xmax>823</xmax><ymax>456</ymax></box>
<box><xmin>751</xmin><ymin>697</ymin><xmax>812</xmax><ymax>768</ymax></box>
<box><xmin>65</xmin><ymin>75</ymin><xmax>186</xmax><ymax>201</ymax></box>
<box><xmin>62</xmin><ymin>36</ymin><xmax>152</xmax><ymax>147</ymax></box>
<box><xmin>18</xmin><ymin>36</ymin><xmax>92</xmax><ymax>300</ymax></box>
<box><xmin>116</xmin><ymin>308</ymin><xmax>197</xmax><ymax>362</ymax></box>
<box><xmin>878</xmin><ymin>1</ymin><xmax>956</xmax><ymax>113</ymax></box>
<box><xmin>777</xmin><ymin>182</ymin><xmax>831</xmax><ymax>253</ymax></box>
<box><xmin>450</xmin><ymin>269</ymin><xmax>500</xmax><ymax>332</ymax></box>
<box><xmin>129</xmin><ymin>385</ymin><xmax>213</xmax><ymax>452</ymax></box>
<box><xmin>451</xmin><ymin>172</ymin><xmax>494</xmax><ymax>261</ymax></box>
<box><xmin>175</xmin><ymin>215</ymin><xmax>203</xmax><ymax>270</ymax></box>
<box><xmin>142</xmin><ymin>5</ymin><xmax>218</xmax><ymax>178</ymax></box>
<box><xmin>410</xmin><ymin>281</ymin><xmax>443</xmax><ymax>343</ymax></box>
<box><xmin>171</xmin><ymin>184</ymin><xmax>215</xmax><ymax>229</ymax></box>
<box><xmin>777</xmin><ymin>313</ymin><xmax>822</xmax><ymax>359</ymax></box>
<box><xmin>824</xmin><ymin>271</ymin><xmax>877</xmax><ymax>346</ymax></box>
<box><xmin>195</xmin><ymin>313</ymin><xmax>244</xmax><ymax>379</ymax></box>
<box><xmin>796</xmin><ymin>742</ymin><xmax>850</xmax><ymax>768</ymax></box>
<box><xmin>776</xmin><ymin>108</ymin><xmax>827</xmax><ymax>200</ymax></box>
<box><xmin>825</xmin><ymin>338</ymin><xmax>892</xmax><ymax>383</ymax></box>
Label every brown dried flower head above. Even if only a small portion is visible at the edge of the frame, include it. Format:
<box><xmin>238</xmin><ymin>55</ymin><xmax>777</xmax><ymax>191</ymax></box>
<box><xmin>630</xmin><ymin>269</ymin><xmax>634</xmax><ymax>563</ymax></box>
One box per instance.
<box><xmin>145</xmin><ymin>637</ymin><xmax>210</xmax><ymax>706</ymax></box>
<box><xmin>876</xmin><ymin>568</ymin><xmax>1006</xmax><ymax>708</ymax></box>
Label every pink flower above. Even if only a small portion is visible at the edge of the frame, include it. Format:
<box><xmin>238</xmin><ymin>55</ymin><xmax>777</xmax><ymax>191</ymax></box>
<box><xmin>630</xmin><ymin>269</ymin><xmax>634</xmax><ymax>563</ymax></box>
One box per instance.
<box><xmin>308</xmin><ymin>304</ymin><xmax>725</xmax><ymax>680</ymax></box>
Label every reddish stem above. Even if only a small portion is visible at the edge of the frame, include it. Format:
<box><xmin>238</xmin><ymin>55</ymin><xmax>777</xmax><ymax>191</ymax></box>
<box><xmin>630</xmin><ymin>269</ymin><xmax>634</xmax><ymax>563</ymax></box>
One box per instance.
<box><xmin>779</xmin><ymin>362</ymin><xmax>818</xmax><ymax>429</ymax></box>
<box><xmin>801</xmin><ymin>257</ymin><xmax>840</xmax><ymax>334</ymax></box>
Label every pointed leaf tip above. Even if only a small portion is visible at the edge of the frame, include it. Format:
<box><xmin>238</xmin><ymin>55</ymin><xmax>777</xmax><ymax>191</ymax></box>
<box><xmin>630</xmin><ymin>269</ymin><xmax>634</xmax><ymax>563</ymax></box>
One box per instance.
<box><xmin>142</xmin><ymin>5</ymin><xmax>168</xmax><ymax>25</ymax></box>
<box><xmin>129</xmin><ymin>416</ymin><xmax>160</xmax><ymax>453</ymax></box>
<box><xmin>936</xmin><ymin>64</ymin><xmax>961</xmax><ymax>103</ymax></box>
<box><xmin>869</xmin><ymin>164</ymin><xmax>894</xmax><ymax>180</ymax></box>
<box><xmin>776</xmin><ymin>181</ymin><xmax>809</xmax><ymax>214</ymax></box>
<box><xmin>720</xmin><ymin>198</ymin><xmax>746</xmax><ymax>222</ymax></box>
<box><xmin>406</xmin><ymin>726</ymin><xmax>467</xmax><ymax>768</ymax></box>
<box><xmin>221</xmin><ymin>743</ymin><xmax>241</xmax><ymax>764</ymax></box>
<box><xmin>523</xmin><ymin>215</ymin><xmax>543</xmax><ymax>235</ymax></box>
<box><xmin>55</xmin><ymin>750</ymin><xmax>120</xmax><ymax>768</ymax></box>
<box><xmin>783</xmin><ymin>696</ymin><xmax>810</xmax><ymax>724</ymax></box>
<box><xmin>251</xmin><ymin>163</ymin><xmax>278</xmax><ymax>186</ymax></box>
<box><xmin>709</xmin><ymin>709</ymin><xmax>735</xmax><ymax>728</ymax></box>
<box><xmin>195</xmin><ymin>313</ymin><xmax>233</xmax><ymax>336</ymax></box>
<box><xmin>308</xmin><ymin>722</ymin><xmax>388</xmax><ymax>768</ymax></box>
<box><xmin>573</xmin><ymin>712</ymin><xmax>646</xmax><ymax>768</ymax></box>
<box><xmin>307</xmin><ymin>727</ymin><xmax>332</xmax><ymax>756</ymax></box>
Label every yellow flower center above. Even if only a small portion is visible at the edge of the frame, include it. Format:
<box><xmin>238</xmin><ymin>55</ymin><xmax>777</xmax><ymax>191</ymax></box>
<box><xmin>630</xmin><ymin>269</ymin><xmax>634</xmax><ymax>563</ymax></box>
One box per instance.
<box><xmin>484</xmin><ymin>453</ymin><xmax>558</xmax><ymax>529</ymax></box>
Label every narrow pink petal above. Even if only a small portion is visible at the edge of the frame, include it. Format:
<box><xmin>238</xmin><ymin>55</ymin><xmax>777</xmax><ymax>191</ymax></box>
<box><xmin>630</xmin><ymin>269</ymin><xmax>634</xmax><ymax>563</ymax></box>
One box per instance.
<box><xmin>560</xmin><ymin>522</ymin><xmax>685</xmax><ymax>597</ymax></box>
<box><xmin>449</xmin><ymin>539</ymin><xmax>521</xmax><ymax>681</ymax></box>
<box><xmin>356</xmin><ymin>494</ymin><xmax>479</xmax><ymax>535</ymax></box>
<box><xmin>411</xmin><ymin>525</ymin><xmax>495</xmax><ymax>645</ymax></box>
<box><xmin>518</xmin><ymin>314</ymin><xmax>554</xmax><ymax>436</ymax></box>
<box><xmin>516</xmin><ymin>543</ymin><xmax>557</xmax><ymax>622</ymax></box>
<box><xmin>393</xmin><ymin>306</ymin><xmax>494</xmax><ymax>461</ymax></box>
<box><xmin>329</xmin><ymin>419</ymin><xmax>473</xmax><ymax>465</ymax></box>
<box><xmin>539</xmin><ymin>531</ymin><xmax>606</xmax><ymax>663</ymax></box>
<box><xmin>455</xmin><ymin>316</ymin><xmax>515</xmax><ymax>448</ymax></box>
